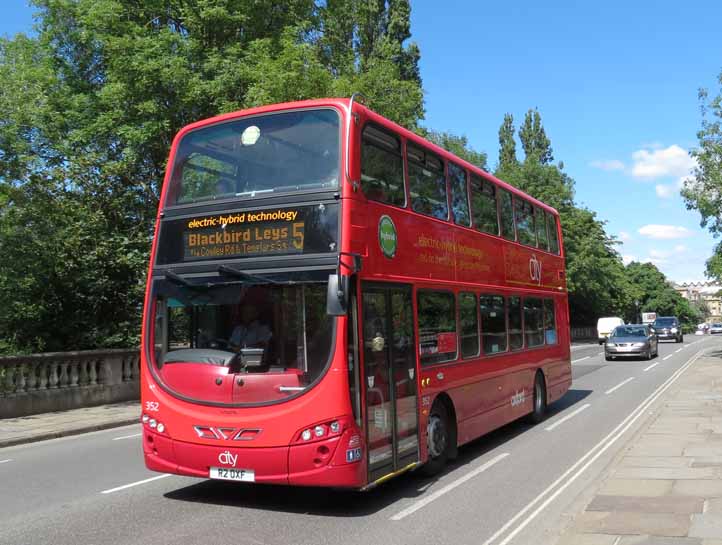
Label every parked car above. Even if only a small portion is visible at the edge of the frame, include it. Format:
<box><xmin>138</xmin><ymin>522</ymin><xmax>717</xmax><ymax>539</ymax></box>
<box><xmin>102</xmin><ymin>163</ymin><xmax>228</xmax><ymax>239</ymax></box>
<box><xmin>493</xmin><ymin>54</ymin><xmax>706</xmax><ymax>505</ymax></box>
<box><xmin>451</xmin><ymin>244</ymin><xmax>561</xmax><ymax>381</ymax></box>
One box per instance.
<box><xmin>710</xmin><ymin>323</ymin><xmax>722</xmax><ymax>335</ymax></box>
<box><xmin>597</xmin><ymin>316</ymin><xmax>625</xmax><ymax>345</ymax></box>
<box><xmin>695</xmin><ymin>323</ymin><xmax>709</xmax><ymax>335</ymax></box>
<box><xmin>652</xmin><ymin>316</ymin><xmax>683</xmax><ymax>343</ymax></box>
<box><xmin>605</xmin><ymin>324</ymin><xmax>658</xmax><ymax>361</ymax></box>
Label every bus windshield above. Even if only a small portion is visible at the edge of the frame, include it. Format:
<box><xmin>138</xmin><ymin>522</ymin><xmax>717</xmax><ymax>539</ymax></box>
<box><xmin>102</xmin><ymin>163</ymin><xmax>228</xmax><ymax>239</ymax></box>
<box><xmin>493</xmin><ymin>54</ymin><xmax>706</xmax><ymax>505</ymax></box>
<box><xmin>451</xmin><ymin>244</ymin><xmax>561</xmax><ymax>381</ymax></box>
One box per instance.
<box><xmin>167</xmin><ymin>108</ymin><xmax>340</xmax><ymax>205</ymax></box>
<box><xmin>152</xmin><ymin>280</ymin><xmax>333</xmax><ymax>405</ymax></box>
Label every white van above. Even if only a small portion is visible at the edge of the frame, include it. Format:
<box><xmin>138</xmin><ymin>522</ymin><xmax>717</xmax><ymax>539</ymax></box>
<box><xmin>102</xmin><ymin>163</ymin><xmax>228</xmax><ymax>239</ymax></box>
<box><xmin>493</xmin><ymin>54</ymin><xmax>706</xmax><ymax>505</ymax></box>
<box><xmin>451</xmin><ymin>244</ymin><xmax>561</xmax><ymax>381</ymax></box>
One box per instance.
<box><xmin>597</xmin><ymin>317</ymin><xmax>625</xmax><ymax>344</ymax></box>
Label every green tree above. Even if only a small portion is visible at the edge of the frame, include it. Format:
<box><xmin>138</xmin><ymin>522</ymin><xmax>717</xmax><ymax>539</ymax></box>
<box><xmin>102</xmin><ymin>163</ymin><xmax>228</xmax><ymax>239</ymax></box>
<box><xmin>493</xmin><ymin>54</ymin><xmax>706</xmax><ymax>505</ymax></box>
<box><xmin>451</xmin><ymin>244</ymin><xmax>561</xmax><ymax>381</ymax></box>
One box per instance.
<box><xmin>519</xmin><ymin>109</ymin><xmax>553</xmax><ymax>165</ymax></box>
<box><xmin>682</xmin><ymin>78</ymin><xmax>722</xmax><ymax>280</ymax></box>
<box><xmin>623</xmin><ymin>262</ymin><xmax>701</xmax><ymax>329</ymax></box>
<box><xmin>425</xmin><ymin>130</ymin><xmax>487</xmax><ymax>170</ymax></box>
<box><xmin>0</xmin><ymin>0</ymin><xmax>425</xmax><ymax>353</ymax></box>
<box><xmin>498</xmin><ymin>113</ymin><xmax>518</xmax><ymax>171</ymax></box>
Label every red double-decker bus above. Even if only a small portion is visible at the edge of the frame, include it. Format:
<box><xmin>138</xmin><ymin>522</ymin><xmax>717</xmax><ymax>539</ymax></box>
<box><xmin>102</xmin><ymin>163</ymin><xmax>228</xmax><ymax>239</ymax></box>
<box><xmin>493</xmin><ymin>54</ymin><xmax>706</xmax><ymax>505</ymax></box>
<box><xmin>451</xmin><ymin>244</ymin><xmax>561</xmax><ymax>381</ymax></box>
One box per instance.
<box><xmin>141</xmin><ymin>97</ymin><xmax>571</xmax><ymax>489</ymax></box>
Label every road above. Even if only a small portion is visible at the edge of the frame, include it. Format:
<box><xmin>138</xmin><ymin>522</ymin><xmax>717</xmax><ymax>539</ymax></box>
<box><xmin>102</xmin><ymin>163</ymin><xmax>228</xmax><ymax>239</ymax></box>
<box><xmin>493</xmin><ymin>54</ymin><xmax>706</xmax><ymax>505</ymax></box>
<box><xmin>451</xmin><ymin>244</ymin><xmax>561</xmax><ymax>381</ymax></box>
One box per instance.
<box><xmin>1</xmin><ymin>335</ymin><xmax>719</xmax><ymax>545</ymax></box>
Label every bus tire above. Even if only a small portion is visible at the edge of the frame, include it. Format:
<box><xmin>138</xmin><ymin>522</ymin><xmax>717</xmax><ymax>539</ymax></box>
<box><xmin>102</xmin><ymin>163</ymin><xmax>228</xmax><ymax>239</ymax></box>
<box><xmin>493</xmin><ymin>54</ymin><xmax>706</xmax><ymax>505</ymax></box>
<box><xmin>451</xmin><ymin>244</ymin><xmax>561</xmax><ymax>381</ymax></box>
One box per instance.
<box><xmin>528</xmin><ymin>372</ymin><xmax>547</xmax><ymax>424</ymax></box>
<box><xmin>421</xmin><ymin>401</ymin><xmax>450</xmax><ymax>476</ymax></box>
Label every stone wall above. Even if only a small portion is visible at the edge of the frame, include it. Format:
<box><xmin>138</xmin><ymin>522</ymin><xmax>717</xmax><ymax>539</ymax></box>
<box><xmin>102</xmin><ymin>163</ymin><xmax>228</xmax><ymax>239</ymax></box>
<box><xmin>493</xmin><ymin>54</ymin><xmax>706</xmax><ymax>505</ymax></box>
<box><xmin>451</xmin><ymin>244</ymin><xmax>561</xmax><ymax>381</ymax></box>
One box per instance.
<box><xmin>0</xmin><ymin>349</ymin><xmax>140</xmax><ymax>418</ymax></box>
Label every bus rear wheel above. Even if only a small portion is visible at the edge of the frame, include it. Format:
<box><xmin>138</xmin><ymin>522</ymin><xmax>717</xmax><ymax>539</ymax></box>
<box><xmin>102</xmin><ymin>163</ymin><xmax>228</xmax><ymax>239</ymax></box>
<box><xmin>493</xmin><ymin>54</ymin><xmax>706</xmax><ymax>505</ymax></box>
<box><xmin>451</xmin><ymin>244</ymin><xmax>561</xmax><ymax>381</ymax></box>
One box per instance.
<box><xmin>528</xmin><ymin>372</ymin><xmax>547</xmax><ymax>424</ymax></box>
<box><xmin>421</xmin><ymin>402</ymin><xmax>450</xmax><ymax>476</ymax></box>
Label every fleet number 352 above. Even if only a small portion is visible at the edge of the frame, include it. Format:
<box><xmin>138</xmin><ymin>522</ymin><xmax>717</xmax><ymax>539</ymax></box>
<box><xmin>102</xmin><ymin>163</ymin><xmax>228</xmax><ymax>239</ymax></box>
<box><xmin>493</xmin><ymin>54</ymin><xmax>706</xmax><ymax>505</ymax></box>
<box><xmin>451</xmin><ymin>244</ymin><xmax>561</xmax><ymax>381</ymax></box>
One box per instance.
<box><xmin>145</xmin><ymin>401</ymin><xmax>160</xmax><ymax>412</ymax></box>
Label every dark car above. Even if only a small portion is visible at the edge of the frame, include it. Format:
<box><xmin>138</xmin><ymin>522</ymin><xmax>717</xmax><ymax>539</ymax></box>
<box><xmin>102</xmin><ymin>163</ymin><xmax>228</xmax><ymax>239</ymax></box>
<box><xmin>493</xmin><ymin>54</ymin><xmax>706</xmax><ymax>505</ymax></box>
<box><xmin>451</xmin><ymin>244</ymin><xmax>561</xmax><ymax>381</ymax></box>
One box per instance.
<box><xmin>605</xmin><ymin>324</ymin><xmax>658</xmax><ymax>361</ymax></box>
<box><xmin>652</xmin><ymin>316</ymin><xmax>683</xmax><ymax>343</ymax></box>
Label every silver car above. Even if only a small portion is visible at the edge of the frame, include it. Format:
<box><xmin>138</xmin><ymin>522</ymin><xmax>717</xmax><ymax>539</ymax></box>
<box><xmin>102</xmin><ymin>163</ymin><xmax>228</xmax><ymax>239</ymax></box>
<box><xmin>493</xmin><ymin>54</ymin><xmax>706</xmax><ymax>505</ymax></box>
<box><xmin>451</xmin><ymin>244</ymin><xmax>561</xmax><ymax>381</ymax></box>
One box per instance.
<box><xmin>605</xmin><ymin>324</ymin><xmax>658</xmax><ymax>361</ymax></box>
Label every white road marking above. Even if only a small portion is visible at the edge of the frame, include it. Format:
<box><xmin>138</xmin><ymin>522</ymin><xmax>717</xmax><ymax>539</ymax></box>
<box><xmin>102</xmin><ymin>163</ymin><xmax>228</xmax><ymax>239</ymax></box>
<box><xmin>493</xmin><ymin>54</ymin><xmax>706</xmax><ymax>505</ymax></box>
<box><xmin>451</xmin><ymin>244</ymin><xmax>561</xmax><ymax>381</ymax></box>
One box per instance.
<box><xmin>482</xmin><ymin>348</ymin><xmax>706</xmax><ymax>545</ymax></box>
<box><xmin>675</xmin><ymin>348</ymin><xmax>683</xmax><ymax>353</ymax></box>
<box><xmin>112</xmin><ymin>433</ymin><xmax>142</xmax><ymax>441</ymax></box>
<box><xmin>644</xmin><ymin>362</ymin><xmax>661</xmax><ymax>372</ymax></box>
<box><xmin>390</xmin><ymin>453</ymin><xmax>509</xmax><ymax>521</ymax></box>
<box><xmin>572</xmin><ymin>356</ymin><xmax>590</xmax><ymax>363</ymax></box>
<box><xmin>100</xmin><ymin>473</ymin><xmax>172</xmax><ymax>494</ymax></box>
<box><xmin>605</xmin><ymin>377</ymin><xmax>635</xmax><ymax>395</ymax></box>
<box><xmin>0</xmin><ymin>459</ymin><xmax>12</xmax><ymax>464</ymax></box>
<box><xmin>663</xmin><ymin>354</ymin><xmax>674</xmax><ymax>361</ymax></box>
<box><xmin>544</xmin><ymin>404</ymin><xmax>591</xmax><ymax>431</ymax></box>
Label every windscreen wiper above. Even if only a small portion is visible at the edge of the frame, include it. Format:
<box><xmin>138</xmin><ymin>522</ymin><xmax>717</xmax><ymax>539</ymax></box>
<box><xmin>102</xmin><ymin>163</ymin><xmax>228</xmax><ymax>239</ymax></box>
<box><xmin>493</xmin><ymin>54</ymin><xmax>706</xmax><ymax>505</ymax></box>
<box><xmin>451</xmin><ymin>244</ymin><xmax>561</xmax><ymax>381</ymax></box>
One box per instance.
<box><xmin>164</xmin><ymin>269</ymin><xmax>208</xmax><ymax>290</ymax></box>
<box><xmin>217</xmin><ymin>265</ymin><xmax>278</xmax><ymax>285</ymax></box>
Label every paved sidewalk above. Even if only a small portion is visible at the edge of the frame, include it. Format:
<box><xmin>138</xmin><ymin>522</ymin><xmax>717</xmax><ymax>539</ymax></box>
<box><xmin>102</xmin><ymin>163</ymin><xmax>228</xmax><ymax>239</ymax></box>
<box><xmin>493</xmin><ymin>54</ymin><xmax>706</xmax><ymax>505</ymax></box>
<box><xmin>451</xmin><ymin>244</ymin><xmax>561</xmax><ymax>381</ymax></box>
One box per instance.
<box><xmin>0</xmin><ymin>401</ymin><xmax>140</xmax><ymax>448</ymax></box>
<box><xmin>556</xmin><ymin>347</ymin><xmax>722</xmax><ymax>545</ymax></box>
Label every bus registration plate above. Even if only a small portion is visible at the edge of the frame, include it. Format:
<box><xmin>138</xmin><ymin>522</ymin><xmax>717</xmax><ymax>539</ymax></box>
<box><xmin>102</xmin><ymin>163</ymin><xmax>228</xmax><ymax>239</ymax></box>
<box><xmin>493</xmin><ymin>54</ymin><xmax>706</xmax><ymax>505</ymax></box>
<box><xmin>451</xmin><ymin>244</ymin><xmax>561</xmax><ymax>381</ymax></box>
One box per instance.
<box><xmin>209</xmin><ymin>467</ymin><xmax>255</xmax><ymax>482</ymax></box>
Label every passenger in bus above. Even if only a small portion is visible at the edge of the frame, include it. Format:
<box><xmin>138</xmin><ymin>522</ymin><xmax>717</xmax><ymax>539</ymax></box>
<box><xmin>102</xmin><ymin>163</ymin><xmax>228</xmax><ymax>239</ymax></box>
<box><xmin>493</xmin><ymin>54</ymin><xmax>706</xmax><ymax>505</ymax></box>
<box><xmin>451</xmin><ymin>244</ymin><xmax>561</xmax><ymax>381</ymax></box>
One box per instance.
<box><xmin>229</xmin><ymin>305</ymin><xmax>272</xmax><ymax>350</ymax></box>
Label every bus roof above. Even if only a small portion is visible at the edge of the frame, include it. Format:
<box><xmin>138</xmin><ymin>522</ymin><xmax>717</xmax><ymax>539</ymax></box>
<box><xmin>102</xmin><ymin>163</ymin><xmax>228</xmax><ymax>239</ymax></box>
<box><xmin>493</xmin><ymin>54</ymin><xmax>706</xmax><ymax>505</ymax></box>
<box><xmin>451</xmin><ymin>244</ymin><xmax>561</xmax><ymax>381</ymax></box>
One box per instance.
<box><xmin>170</xmin><ymin>97</ymin><xmax>560</xmax><ymax>217</ymax></box>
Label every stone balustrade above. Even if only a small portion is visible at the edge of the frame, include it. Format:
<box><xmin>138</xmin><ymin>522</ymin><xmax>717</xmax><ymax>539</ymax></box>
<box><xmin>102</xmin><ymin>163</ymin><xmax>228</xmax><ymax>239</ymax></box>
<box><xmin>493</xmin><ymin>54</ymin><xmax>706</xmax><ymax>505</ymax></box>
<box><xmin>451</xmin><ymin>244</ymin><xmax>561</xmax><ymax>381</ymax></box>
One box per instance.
<box><xmin>0</xmin><ymin>349</ymin><xmax>140</xmax><ymax>418</ymax></box>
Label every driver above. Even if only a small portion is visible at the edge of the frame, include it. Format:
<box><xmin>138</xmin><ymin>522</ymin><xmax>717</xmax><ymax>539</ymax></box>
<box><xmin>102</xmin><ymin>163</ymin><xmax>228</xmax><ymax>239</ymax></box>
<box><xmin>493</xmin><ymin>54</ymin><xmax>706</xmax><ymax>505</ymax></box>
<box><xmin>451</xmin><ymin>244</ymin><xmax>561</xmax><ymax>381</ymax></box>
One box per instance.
<box><xmin>229</xmin><ymin>305</ymin><xmax>272</xmax><ymax>350</ymax></box>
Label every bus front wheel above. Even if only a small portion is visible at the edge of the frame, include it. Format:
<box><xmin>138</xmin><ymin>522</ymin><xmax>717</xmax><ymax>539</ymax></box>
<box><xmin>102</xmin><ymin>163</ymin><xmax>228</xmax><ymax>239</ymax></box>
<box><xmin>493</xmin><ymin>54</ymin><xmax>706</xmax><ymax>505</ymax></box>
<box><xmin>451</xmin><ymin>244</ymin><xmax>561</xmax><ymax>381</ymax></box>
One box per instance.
<box><xmin>528</xmin><ymin>372</ymin><xmax>547</xmax><ymax>424</ymax></box>
<box><xmin>421</xmin><ymin>402</ymin><xmax>450</xmax><ymax>476</ymax></box>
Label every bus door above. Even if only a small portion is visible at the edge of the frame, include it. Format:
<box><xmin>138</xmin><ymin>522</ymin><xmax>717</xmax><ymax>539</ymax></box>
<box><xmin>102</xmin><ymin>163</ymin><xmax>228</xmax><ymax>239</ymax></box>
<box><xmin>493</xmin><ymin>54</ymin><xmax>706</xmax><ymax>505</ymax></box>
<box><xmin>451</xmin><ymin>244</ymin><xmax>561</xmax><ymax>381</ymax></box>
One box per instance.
<box><xmin>361</xmin><ymin>283</ymin><xmax>419</xmax><ymax>481</ymax></box>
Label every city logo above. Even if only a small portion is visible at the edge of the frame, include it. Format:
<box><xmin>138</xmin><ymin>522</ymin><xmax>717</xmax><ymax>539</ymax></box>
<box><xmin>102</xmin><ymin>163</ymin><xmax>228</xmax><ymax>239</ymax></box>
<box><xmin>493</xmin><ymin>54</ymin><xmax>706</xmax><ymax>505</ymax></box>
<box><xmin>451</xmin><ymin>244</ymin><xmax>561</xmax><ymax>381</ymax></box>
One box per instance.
<box><xmin>218</xmin><ymin>450</ymin><xmax>238</xmax><ymax>467</ymax></box>
<box><xmin>529</xmin><ymin>254</ymin><xmax>542</xmax><ymax>284</ymax></box>
<box><xmin>378</xmin><ymin>215</ymin><xmax>397</xmax><ymax>258</ymax></box>
<box><xmin>511</xmin><ymin>389</ymin><xmax>526</xmax><ymax>407</ymax></box>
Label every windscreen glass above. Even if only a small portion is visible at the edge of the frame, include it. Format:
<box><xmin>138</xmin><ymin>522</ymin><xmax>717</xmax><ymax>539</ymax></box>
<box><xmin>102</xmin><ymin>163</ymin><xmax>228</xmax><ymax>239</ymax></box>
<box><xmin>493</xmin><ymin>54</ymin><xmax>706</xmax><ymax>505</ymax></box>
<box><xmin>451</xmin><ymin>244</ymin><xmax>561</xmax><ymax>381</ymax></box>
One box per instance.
<box><xmin>167</xmin><ymin>109</ymin><xmax>340</xmax><ymax>205</ymax></box>
<box><xmin>653</xmin><ymin>318</ymin><xmax>677</xmax><ymax>327</ymax></box>
<box><xmin>152</xmin><ymin>280</ymin><xmax>333</xmax><ymax>405</ymax></box>
<box><xmin>612</xmin><ymin>326</ymin><xmax>647</xmax><ymax>338</ymax></box>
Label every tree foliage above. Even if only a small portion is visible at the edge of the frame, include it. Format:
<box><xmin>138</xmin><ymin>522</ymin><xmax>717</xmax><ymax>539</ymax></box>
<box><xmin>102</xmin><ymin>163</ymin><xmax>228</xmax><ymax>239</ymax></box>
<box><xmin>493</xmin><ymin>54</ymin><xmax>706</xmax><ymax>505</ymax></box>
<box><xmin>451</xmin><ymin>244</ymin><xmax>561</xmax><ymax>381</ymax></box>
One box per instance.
<box><xmin>425</xmin><ymin>130</ymin><xmax>487</xmax><ymax>171</ymax></box>
<box><xmin>623</xmin><ymin>262</ymin><xmax>701</xmax><ymax>329</ymax></box>
<box><xmin>0</xmin><ymin>0</ymin><xmax>425</xmax><ymax>353</ymax></box>
<box><xmin>682</xmin><ymin>78</ymin><xmax>722</xmax><ymax>280</ymax></box>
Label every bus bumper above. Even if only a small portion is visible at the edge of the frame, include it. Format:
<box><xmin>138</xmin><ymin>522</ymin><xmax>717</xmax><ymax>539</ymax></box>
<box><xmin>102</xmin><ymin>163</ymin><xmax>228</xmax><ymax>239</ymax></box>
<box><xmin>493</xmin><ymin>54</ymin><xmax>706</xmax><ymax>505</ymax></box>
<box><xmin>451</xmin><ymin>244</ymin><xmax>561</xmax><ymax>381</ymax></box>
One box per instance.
<box><xmin>143</xmin><ymin>429</ymin><xmax>366</xmax><ymax>488</ymax></box>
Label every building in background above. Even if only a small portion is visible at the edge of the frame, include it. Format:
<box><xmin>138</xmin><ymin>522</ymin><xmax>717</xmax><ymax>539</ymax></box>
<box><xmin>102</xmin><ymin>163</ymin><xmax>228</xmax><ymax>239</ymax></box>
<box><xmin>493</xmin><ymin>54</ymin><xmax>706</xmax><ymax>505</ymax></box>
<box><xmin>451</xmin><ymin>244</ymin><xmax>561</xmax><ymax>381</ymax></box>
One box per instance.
<box><xmin>674</xmin><ymin>282</ymin><xmax>722</xmax><ymax>322</ymax></box>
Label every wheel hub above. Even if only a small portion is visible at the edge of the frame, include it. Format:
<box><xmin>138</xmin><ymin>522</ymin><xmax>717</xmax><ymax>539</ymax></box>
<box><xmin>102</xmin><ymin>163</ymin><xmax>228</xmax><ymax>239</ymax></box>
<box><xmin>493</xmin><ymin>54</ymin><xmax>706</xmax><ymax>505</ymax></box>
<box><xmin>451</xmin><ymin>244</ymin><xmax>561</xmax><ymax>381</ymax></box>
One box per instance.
<box><xmin>427</xmin><ymin>414</ymin><xmax>446</xmax><ymax>458</ymax></box>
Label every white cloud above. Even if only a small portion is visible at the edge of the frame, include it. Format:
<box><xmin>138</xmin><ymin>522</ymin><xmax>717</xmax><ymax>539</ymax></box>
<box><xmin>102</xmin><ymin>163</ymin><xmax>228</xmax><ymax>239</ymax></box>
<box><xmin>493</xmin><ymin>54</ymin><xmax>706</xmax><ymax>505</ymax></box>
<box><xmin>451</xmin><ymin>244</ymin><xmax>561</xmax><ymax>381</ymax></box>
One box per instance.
<box><xmin>622</xmin><ymin>254</ymin><xmax>636</xmax><ymax>265</ymax></box>
<box><xmin>631</xmin><ymin>145</ymin><xmax>697</xmax><ymax>179</ymax></box>
<box><xmin>673</xmin><ymin>245</ymin><xmax>687</xmax><ymax>253</ymax></box>
<box><xmin>649</xmin><ymin>249</ymin><xmax>668</xmax><ymax>259</ymax></box>
<box><xmin>590</xmin><ymin>159</ymin><xmax>625</xmax><ymax>171</ymax></box>
<box><xmin>655</xmin><ymin>184</ymin><xmax>676</xmax><ymax>198</ymax></box>
<box><xmin>638</xmin><ymin>224</ymin><xmax>693</xmax><ymax>240</ymax></box>
<box><xmin>619</xmin><ymin>231</ymin><xmax>631</xmax><ymax>242</ymax></box>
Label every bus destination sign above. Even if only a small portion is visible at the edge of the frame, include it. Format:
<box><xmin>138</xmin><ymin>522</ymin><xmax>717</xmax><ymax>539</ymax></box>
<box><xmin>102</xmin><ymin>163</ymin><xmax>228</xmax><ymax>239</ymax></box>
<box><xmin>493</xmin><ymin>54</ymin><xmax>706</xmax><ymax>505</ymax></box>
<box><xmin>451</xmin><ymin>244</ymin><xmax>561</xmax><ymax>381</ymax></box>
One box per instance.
<box><xmin>184</xmin><ymin>209</ymin><xmax>305</xmax><ymax>260</ymax></box>
<box><xmin>155</xmin><ymin>204</ymin><xmax>339</xmax><ymax>265</ymax></box>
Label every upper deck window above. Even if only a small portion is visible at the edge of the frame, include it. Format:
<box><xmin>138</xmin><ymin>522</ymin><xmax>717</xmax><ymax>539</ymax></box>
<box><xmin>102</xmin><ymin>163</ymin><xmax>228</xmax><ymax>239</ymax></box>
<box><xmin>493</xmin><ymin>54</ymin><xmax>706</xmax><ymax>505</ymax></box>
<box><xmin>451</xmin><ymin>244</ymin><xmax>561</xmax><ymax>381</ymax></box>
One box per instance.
<box><xmin>361</xmin><ymin>125</ymin><xmax>406</xmax><ymax>206</ymax></box>
<box><xmin>535</xmin><ymin>206</ymin><xmax>549</xmax><ymax>251</ymax></box>
<box><xmin>449</xmin><ymin>162</ymin><xmax>471</xmax><ymax>226</ymax></box>
<box><xmin>499</xmin><ymin>189</ymin><xmax>515</xmax><ymax>241</ymax></box>
<box><xmin>407</xmin><ymin>144</ymin><xmax>448</xmax><ymax>221</ymax></box>
<box><xmin>547</xmin><ymin>212</ymin><xmax>560</xmax><ymax>255</ymax></box>
<box><xmin>514</xmin><ymin>198</ymin><xmax>536</xmax><ymax>247</ymax></box>
<box><xmin>470</xmin><ymin>175</ymin><xmax>499</xmax><ymax>235</ymax></box>
<box><xmin>167</xmin><ymin>109</ymin><xmax>340</xmax><ymax>206</ymax></box>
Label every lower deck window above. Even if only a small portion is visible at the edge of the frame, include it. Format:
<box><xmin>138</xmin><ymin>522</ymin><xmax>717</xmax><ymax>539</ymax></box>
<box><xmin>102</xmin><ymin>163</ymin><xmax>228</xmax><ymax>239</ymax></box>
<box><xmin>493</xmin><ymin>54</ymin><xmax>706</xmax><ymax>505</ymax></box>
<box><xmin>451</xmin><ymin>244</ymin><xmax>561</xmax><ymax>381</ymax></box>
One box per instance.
<box><xmin>480</xmin><ymin>295</ymin><xmax>507</xmax><ymax>354</ymax></box>
<box><xmin>418</xmin><ymin>291</ymin><xmax>457</xmax><ymax>365</ymax></box>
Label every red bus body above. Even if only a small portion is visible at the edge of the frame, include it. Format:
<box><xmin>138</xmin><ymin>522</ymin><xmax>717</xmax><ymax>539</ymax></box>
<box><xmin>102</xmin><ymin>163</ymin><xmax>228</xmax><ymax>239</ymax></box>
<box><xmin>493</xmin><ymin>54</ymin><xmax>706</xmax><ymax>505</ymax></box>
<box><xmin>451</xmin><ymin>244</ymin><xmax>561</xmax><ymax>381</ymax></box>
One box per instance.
<box><xmin>140</xmin><ymin>98</ymin><xmax>571</xmax><ymax>489</ymax></box>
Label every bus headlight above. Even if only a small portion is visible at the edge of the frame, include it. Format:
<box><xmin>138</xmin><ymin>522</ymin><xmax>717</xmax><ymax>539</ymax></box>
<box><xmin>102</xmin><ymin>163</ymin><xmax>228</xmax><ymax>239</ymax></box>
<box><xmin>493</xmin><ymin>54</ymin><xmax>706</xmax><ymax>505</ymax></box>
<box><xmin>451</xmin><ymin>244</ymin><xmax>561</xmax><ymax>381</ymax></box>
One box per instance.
<box><xmin>142</xmin><ymin>414</ymin><xmax>150</xmax><ymax>424</ymax></box>
<box><xmin>314</xmin><ymin>425</ymin><xmax>325</xmax><ymax>437</ymax></box>
<box><xmin>149</xmin><ymin>419</ymin><xmax>158</xmax><ymax>429</ymax></box>
<box><xmin>301</xmin><ymin>429</ymin><xmax>312</xmax><ymax>441</ymax></box>
<box><xmin>157</xmin><ymin>422</ymin><xmax>166</xmax><ymax>433</ymax></box>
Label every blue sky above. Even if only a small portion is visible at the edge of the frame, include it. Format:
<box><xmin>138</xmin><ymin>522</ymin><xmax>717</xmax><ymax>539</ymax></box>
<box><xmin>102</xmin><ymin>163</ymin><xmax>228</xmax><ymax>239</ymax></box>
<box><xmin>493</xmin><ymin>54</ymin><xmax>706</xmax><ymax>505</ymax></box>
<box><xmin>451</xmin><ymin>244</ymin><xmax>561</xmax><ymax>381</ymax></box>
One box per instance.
<box><xmin>3</xmin><ymin>1</ymin><xmax>720</xmax><ymax>282</ymax></box>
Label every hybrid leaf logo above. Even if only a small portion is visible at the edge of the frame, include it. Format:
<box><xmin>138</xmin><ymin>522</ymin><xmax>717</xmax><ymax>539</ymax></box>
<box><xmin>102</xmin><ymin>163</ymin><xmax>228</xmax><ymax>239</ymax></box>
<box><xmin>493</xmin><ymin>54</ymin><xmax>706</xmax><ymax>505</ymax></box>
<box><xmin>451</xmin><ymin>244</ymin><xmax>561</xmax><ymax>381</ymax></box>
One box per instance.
<box><xmin>529</xmin><ymin>255</ymin><xmax>542</xmax><ymax>285</ymax></box>
<box><xmin>218</xmin><ymin>450</ymin><xmax>238</xmax><ymax>467</ymax></box>
<box><xmin>378</xmin><ymin>215</ymin><xmax>397</xmax><ymax>258</ymax></box>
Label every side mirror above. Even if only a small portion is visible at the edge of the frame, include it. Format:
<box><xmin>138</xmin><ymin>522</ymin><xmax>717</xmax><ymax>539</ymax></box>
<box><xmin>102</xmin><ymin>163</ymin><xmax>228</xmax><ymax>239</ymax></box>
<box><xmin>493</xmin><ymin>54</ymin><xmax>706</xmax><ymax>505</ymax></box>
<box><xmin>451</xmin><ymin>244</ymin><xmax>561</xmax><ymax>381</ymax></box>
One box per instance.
<box><xmin>326</xmin><ymin>274</ymin><xmax>349</xmax><ymax>316</ymax></box>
